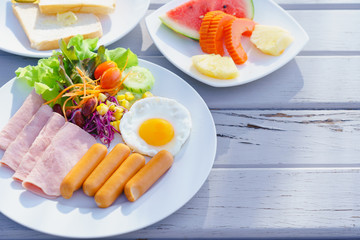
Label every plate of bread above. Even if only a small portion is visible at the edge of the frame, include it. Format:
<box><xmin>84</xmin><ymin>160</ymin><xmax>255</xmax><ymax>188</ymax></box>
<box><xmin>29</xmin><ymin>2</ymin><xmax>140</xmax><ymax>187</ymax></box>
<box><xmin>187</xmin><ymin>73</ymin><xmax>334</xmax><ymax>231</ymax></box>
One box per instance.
<box><xmin>0</xmin><ymin>0</ymin><xmax>150</xmax><ymax>58</ymax></box>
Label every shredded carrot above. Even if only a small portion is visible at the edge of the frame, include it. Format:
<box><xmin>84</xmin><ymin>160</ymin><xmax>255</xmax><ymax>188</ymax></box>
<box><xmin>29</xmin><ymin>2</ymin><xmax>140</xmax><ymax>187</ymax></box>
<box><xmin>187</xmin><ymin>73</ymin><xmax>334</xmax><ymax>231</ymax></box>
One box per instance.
<box><xmin>62</xmin><ymin>95</ymin><xmax>76</xmax><ymax>121</ymax></box>
<box><xmin>121</xmin><ymin>55</ymin><xmax>129</xmax><ymax>72</ymax></box>
<box><xmin>45</xmin><ymin>61</ymin><xmax>129</xmax><ymax>119</ymax></box>
<box><xmin>44</xmin><ymin>83</ymin><xmax>92</xmax><ymax>105</ymax></box>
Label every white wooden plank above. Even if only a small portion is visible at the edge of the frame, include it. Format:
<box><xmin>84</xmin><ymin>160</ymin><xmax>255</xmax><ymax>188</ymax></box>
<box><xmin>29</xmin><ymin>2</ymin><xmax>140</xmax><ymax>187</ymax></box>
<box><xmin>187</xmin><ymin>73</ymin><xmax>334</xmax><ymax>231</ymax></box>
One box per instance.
<box><xmin>213</xmin><ymin>110</ymin><xmax>360</xmax><ymax>166</ymax></box>
<box><xmin>130</xmin><ymin>168</ymin><xmax>360</xmax><ymax>239</ymax></box>
<box><xmin>276</xmin><ymin>0</ymin><xmax>360</xmax><ymax>5</ymax></box>
<box><xmin>142</xmin><ymin>56</ymin><xmax>360</xmax><ymax>109</ymax></box>
<box><xmin>2</xmin><ymin>10</ymin><xmax>360</xmax><ymax>56</ymax></box>
<box><xmin>2</xmin><ymin>168</ymin><xmax>360</xmax><ymax>239</ymax></box>
<box><xmin>151</xmin><ymin>0</ymin><xmax>360</xmax><ymax>4</ymax></box>
<box><xmin>289</xmin><ymin>10</ymin><xmax>360</xmax><ymax>52</ymax></box>
<box><xmin>2</xmin><ymin>2</ymin><xmax>360</xmax><ymax>57</ymax></box>
<box><xmin>2</xmin><ymin>55</ymin><xmax>360</xmax><ymax>109</ymax></box>
<box><xmin>150</xmin><ymin>1</ymin><xmax>360</xmax><ymax>11</ymax></box>
<box><xmin>115</xmin><ymin>9</ymin><xmax>360</xmax><ymax>54</ymax></box>
<box><xmin>276</xmin><ymin>0</ymin><xmax>360</xmax><ymax>10</ymax></box>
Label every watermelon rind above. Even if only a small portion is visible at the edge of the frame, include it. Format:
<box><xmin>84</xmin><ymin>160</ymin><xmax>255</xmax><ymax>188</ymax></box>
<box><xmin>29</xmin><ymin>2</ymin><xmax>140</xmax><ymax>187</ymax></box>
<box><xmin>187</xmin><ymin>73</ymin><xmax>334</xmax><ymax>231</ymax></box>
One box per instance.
<box><xmin>159</xmin><ymin>15</ymin><xmax>200</xmax><ymax>40</ymax></box>
<box><xmin>247</xmin><ymin>0</ymin><xmax>255</xmax><ymax>20</ymax></box>
<box><xmin>159</xmin><ymin>0</ymin><xmax>255</xmax><ymax>41</ymax></box>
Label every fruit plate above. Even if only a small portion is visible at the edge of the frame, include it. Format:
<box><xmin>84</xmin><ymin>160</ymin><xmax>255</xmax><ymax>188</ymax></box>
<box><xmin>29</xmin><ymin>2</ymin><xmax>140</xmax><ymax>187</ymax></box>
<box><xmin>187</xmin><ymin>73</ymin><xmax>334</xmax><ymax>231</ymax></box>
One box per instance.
<box><xmin>0</xmin><ymin>0</ymin><xmax>149</xmax><ymax>58</ymax></box>
<box><xmin>0</xmin><ymin>59</ymin><xmax>217</xmax><ymax>238</ymax></box>
<box><xmin>145</xmin><ymin>0</ymin><xmax>309</xmax><ymax>87</ymax></box>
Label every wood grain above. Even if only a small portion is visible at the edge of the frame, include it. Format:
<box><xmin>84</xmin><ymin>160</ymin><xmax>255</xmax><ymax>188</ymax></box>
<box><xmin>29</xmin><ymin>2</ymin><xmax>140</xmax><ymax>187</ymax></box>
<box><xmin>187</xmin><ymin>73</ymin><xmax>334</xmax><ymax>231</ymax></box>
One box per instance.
<box><xmin>4</xmin><ymin>55</ymin><xmax>360</xmax><ymax>109</ymax></box>
<box><xmin>2</xmin><ymin>168</ymin><xmax>360</xmax><ymax>239</ymax></box>
<box><xmin>1</xmin><ymin>0</ymin><xmax>360</xmax><ymax>239</ymax></box>
<box><xmin>213</xmin><ymin>110</ymin><xmax>360</xmax><ymax>166</ymax></box>
<box><xmin>113</xmin><ymin>8</ymin><xmax>360</xmax><ymax>54</ymax></box>
<box><xmin>141</xmin><ymin>56</ymin><xmax>360</xmax><ymax>109</ymax></box>
<box><xmin>150</xmin><ymin>0</ymin><xmax>360</xmax><ymax>5</ymax></box>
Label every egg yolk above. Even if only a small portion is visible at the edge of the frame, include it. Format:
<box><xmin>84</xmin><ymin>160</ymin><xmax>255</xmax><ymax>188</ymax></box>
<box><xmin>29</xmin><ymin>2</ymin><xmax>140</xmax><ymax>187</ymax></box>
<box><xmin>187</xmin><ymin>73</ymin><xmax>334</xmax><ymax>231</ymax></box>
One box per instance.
<box><xmin>138</xmin><ymin>118</ymin><xmax>174</xmax><ymax>146</ymax></box>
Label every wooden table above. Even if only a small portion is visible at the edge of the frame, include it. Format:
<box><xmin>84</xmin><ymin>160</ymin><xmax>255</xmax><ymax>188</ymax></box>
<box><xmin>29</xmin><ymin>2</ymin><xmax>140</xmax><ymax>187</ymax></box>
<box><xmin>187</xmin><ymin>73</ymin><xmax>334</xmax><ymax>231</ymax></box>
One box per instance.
<box><xmin>1</xmin><ymin>0</ymin><xmax>360</xmax><ymax>239</ymax></box>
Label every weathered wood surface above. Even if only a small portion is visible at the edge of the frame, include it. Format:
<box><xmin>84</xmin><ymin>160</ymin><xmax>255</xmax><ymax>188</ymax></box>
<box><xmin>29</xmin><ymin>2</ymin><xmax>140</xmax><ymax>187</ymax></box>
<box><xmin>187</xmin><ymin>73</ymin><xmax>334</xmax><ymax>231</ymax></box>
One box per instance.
<box><xmin>213</xmin><ymin>110</ymin><xmax>360</xmax><ymax>166</ymax></box>
<box><xmin>2</xmin><ymin>168</ymin><xmax>360</xmax><ymax>239</ymax></box>
<box><xmin>1</xmin><ymin>0</ymin><xmax>360</xmax><ymax>239</ymax></box>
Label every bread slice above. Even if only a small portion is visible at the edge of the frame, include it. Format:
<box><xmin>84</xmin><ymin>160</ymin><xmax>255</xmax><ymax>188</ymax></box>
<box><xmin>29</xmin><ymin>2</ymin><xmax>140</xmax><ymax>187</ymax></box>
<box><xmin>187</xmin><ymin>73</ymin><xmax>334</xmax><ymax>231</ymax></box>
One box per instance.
<box><xmin>38</xmin><ymin>0</ymin><xmax>116</xmax><ymax>15</ymax></box>
<box><xmin>12</xmin><ymin>3</ymin><xmax>103</xmax><ymax>51</ymax></box>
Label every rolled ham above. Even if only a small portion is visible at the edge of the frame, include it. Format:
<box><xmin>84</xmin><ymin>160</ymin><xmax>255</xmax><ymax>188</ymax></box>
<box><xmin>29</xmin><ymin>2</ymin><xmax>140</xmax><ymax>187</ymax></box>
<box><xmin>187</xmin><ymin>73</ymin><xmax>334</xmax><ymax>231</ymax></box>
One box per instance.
<box><xmin>0</xmin><ymin>104</ymin><xmax>53</xmax><ymax>171</ymax></box>
<box><xmin>13</xmin><ymin>113</ymin><xmax>66</xmax><ymax>182</ymax></box>
<box><xmin>0</xmin><ymin>90</ymin><xmax>45</xmax><ymax>151</ymax></box>
<box><xmin>23</xmin><ymin>122</ymin><xmax>97</xmax><ymax>198</ymax></box>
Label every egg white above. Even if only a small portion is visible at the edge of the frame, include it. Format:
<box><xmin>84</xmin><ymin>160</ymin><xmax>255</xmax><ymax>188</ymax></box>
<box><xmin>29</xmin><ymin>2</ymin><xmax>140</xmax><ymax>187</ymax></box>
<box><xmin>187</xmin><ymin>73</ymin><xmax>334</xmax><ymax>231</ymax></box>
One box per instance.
<box><xmin>119</xmin><ymin>96</ymin><xmax>192</xmax><ymax>157</ymax></box>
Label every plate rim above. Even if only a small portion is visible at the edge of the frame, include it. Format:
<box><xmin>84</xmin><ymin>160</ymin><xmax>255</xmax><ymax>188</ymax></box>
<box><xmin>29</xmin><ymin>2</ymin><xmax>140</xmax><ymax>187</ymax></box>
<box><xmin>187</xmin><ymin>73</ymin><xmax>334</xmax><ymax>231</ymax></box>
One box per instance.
<box><xmin>0</xmin><ymin>58</ymin><xmax>217</xmax><ymax>238</ymax></box>
<box><xmin>0</xmin><ymin>0</ymin><xmax>150</xmax><ymax>58</ymax></box>
<box><xmin>145</xmin><ymin>0</ymin><xmax>309</xmax><ymax>88</ymax></box>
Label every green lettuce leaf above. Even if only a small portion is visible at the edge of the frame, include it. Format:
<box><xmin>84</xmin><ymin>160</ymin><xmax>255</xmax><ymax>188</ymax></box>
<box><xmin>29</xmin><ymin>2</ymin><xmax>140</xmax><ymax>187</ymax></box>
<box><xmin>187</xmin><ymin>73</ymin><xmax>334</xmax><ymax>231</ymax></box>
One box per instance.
<box><xmin>60</xmin><ymin>35</ymin><xmax>98</xmax><ymax>62</ymax></box>
<box><xmin>15</xmin><ymin>56</ymin><xmax>62</xmax><ymax>104</ymax></box>
<box><xmin>15</xmin><ymin>35</ymin><xmax>139</xmax><ymax>106</ymax></box>
<box><xmin>105</xmin><ymin>48</ymin><xmax>138</xmax><ymax>69</ymax></box>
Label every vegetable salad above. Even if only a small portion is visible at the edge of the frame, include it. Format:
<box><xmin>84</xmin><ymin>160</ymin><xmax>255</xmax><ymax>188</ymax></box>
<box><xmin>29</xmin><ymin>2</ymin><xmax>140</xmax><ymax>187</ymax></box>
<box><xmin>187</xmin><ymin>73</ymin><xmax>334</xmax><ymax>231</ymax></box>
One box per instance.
<box><xmin>15</xmin><ymin>35</ymin><xmax>154</xmax><ymax>145</ymax></box>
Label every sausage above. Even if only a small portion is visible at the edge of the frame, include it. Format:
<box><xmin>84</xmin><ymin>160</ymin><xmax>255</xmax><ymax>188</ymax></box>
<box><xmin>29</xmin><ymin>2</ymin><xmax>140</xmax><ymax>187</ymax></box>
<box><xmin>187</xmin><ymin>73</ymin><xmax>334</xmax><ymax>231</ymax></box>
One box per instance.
<box><xmin>83</xmin><ymin>143</ymin><xmax>130</xmax><ymax>196</ymax></box>
<box><xmin>124</xmin><ymin>150</ymin><xmax>173</xmax><ymax>202</ymax></box>
<box><xmin>94</xmin><ymin>153</ymin><xmax>145</xmax><ymax>208</ymax></box>
<box><xmin>60</xmin><ymin>143</ymin><xmax>107</xmax><ymax>199</ymax></box>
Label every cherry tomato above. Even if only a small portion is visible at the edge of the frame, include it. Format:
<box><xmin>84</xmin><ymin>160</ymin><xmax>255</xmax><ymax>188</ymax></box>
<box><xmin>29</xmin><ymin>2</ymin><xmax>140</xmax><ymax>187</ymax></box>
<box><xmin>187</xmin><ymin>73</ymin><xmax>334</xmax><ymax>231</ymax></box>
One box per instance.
<box><xmin>100</xmin><ymin>67</ymin><xmax>121</xmax><ymax>89</ymax></box>
<box><xmin>94</xmin><ymin>61</ymin><xmax>117</xmax><ymax>79</ymax></box>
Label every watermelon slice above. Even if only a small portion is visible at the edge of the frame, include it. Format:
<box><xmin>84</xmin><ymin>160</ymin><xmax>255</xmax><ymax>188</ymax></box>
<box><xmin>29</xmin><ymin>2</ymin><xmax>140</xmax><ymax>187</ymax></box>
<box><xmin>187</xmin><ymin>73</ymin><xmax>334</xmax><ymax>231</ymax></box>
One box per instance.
<box><xmin>159</xmin><ymin>0</ymin><xmax>254</xmax><ymax>40</ymax></box>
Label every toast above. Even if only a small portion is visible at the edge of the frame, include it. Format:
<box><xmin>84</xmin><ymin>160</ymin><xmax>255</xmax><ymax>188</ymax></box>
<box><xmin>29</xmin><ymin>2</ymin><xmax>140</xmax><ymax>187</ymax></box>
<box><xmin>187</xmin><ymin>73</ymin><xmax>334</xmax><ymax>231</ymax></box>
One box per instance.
<box><xmin>38</xmin><ymin>0</ymin><xmax>116</xmax><ymax>15</ymax></box>
<box><xmin>12</xmin><ymin>3</ymin><xmax>103</xmax><ymax>51</ymax></box>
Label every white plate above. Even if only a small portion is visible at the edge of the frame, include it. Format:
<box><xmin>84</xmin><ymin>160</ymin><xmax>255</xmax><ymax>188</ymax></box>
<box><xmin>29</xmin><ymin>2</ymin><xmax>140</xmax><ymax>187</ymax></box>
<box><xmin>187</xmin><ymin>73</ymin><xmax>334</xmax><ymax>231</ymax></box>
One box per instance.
<box><xmin>145</xmin><ymin>0</ymin><xmax>309</xmax><ymax>87</ymax></box>
<box><xmin>0</xmin><ymin>0</ymin><xmax>150</xmax><ymax>58</ymax></box>
<box><xmin>0</xmin><ymin>59</ymin><xmax>217</xmax><ymax>238</ymax></box>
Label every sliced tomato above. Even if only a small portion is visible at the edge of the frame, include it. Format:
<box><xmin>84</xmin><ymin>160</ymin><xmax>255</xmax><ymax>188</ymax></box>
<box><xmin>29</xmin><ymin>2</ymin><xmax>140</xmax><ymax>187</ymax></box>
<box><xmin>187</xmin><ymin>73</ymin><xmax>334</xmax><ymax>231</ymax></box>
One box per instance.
<box><xmin>94</xmin><ymin>61</ymin><xmax>117</xmax><ymax>79</ymax></box>
<box><xmin>100</xmin><ymin>67</ymin><xmax>121</xmax><ymax>89</ymax></box>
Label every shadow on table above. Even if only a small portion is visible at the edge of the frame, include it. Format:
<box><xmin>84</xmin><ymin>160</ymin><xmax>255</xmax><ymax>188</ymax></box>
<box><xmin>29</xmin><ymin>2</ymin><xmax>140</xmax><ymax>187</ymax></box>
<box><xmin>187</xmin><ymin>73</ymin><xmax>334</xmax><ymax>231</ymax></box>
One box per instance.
<box><xmin>193</xmin><ymin>59</ymin><xmax>305</xmax><ymax>109</ymax></box>
<box><xmin>133</xmin><ymin>179</ymin><xmax>211</xmax><ymax>235</ymax></box>
<box><xmin>140</xmin><ymin>56</ymin><xmax>305</xmax><ymax>110</ymax></box>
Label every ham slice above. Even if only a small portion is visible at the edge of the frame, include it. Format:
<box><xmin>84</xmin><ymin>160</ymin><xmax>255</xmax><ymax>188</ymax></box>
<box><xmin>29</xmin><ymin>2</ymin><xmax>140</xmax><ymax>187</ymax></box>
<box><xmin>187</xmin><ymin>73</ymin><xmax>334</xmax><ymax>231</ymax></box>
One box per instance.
<box><xmin>23</xmin><ymin>122</ymin><xmax>96</xmax><ymax>198</ymax></box>
<box><xmin>0</xmin><ymin>90</ymin><xmax>45</xmax><ymax>151</ymax></box>
<box><xmin>12</xmin><ymin>113</ymin><xmax>66</xmax><ymax>182</ymax></box>
<box><xmin>0</xmin><ymin>104</ymin><xmax>53</xmax><ymax>171</ymax></box>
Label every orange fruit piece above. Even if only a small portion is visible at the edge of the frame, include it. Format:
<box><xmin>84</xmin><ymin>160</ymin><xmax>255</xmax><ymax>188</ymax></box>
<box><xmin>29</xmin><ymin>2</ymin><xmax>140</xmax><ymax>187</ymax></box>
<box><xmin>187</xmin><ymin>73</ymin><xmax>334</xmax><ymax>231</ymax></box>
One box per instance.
<box><xmin>206</xmin><ymin>13</ymin><xmax>236</xmax><ymax>56</ymax></box>
<box><xmin>224</xmin><ymin>18</ymin><xmax>256</xmax><ymax>64</ymax></box>
<box><xmin>199</xmin><ymin>11</ymin><xmax>225</xmax><ymax>53</ymax></box>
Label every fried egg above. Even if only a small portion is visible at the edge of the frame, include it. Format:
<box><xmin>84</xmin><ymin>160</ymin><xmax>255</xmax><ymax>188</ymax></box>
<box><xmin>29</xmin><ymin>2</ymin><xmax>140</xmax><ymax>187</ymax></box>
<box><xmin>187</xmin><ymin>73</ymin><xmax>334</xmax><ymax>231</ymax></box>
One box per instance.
<box><xmin>119</xmin><ymin>96</ymin><xmax>191</xmax><ymax>156</ymax></box>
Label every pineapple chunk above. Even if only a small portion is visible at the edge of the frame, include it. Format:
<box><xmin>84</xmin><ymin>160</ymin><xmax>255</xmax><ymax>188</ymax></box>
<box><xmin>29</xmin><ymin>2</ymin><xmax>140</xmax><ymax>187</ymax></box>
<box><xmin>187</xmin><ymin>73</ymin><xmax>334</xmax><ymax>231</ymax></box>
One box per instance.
<box><xmin>250</xmin><ymin>25</ymin><xmax>294</xmax><ymax>56</ymax></box>
<box><xmin>192</xmin><ymin>54</ymin><xmax>238</xmax><ymax>79</ymax></box>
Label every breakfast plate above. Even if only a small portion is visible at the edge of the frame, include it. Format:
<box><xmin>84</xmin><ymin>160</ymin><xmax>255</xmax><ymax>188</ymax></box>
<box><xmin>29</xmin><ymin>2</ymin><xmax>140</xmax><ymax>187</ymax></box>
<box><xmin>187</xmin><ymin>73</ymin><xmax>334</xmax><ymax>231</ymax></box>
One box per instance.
<box><xmin>0</xmin><ymin>0</ymin><xmax>150</xmax><ymax>58</ymax></box>
<box><xmin>0</xmin><ymin>59</ymin><xmax>217</xmax><ymax>238</ymax></box>
<box><xmin>145</xmin><ymin>0</ymin><xmax>309</xmax><ymax>87</ymax></box>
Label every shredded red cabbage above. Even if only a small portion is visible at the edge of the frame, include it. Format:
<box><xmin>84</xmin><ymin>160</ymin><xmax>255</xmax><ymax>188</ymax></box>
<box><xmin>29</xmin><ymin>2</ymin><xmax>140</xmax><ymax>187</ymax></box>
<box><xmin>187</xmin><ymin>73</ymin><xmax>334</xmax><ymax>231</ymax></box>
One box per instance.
<box><xmin>82</xmin><ymin>97</ymin><xmax>127</xmax><ymax>146</ymax></box>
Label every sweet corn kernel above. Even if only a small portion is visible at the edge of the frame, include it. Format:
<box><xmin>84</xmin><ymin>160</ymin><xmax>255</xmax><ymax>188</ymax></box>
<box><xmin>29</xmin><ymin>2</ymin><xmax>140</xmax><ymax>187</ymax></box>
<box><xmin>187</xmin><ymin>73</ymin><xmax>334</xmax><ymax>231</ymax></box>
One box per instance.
<box><xmin>109</xmin><ymin>105</ymin><xmax>116</xmax><ymax>111</ymax></box>
<box><xmin>125</xmin><ymin>92</ymin><xmax>135</xmax><ymax>101</ymax></box>
<box><xmin>142</xmin><ymin>91</ymin><xmax>153</xmax><ymax>98</ymax></box>
<box><xmin>106</xmin><ymin>100</ymin><xmax>114</xmax><ymax>106</ymax></box>
<box><xmin>110</xmin><ymin>120</ymin><xmax>120</xmax><ymax>131</ymax></box>
<box><xmin>116</xmin><ymin>94</ymin><xmax>125</xmax><ymax>103</ymax></box>
<box><xmin>114</xmin><ymin>111</ymin><xmax>123</xmax><ymax>121</ymax></box>
<box><xmin>114</xmin><ymin>106</ymin><xmax>124</xmax><ymax>113</ymax></box>
<box><xmin>96</xmin><ymin>103</ymin><xmax>108</xmax><ymax>116</ymax></box>
<box><xmin>120</xmin><ymin>99</ymin><xmax>130</xmax><ymax>109</ymax></box>
<box><xmin>98</xmin><ymin>93</ymin><xmax>107</xmax><ymax>102</ymax></box>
